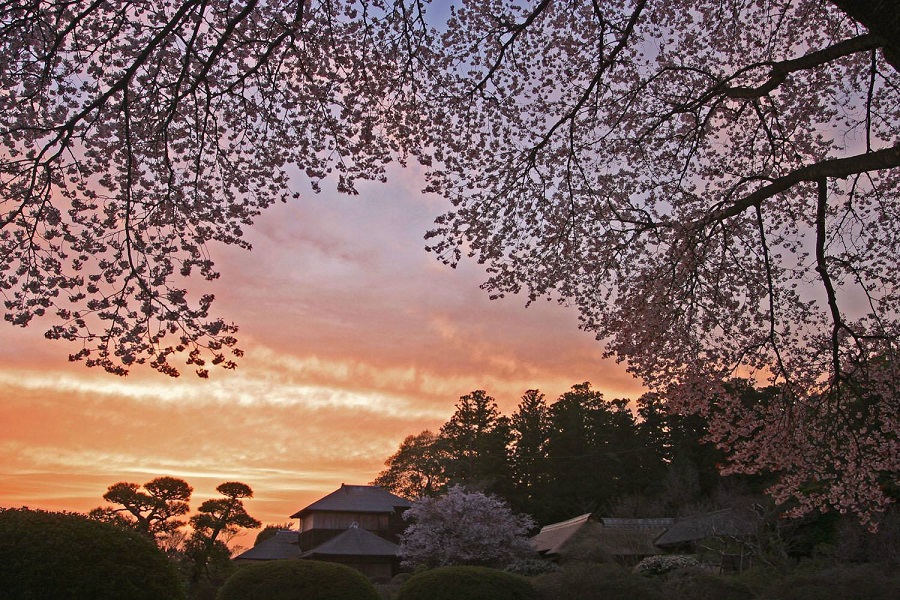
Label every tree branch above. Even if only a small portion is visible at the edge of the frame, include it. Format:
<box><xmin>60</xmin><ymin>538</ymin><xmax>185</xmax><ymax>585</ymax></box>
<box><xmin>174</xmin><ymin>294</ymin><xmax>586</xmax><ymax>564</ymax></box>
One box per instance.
<box><xmin>697</xmin><ymin>144</ymin><xmax>900</xmax><ymax>228</ymax></box>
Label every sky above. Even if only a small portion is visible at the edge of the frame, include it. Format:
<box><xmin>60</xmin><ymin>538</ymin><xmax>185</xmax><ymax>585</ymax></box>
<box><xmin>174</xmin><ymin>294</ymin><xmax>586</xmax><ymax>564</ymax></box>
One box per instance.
<box><xmin>0</xmin><ymin>162</ymin><xmax>645</xmax><ymax>550</ymax></box>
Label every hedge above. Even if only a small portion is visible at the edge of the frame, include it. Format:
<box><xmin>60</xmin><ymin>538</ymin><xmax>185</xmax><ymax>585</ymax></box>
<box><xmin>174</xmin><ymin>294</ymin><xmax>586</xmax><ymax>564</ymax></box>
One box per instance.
<box><xmin>217</xmin><ymin>559</ymin><xmax>380</xmax><ymax>600</ymax></box>
<box><xmin>397</xmin><ymin>565</ymin><xmax>537</xmax><ymax>600</ymax></box>
<box><xmin>0</xmin><ymin>507</ymin><xmax>184</xmax><ymax>600</ymax></box>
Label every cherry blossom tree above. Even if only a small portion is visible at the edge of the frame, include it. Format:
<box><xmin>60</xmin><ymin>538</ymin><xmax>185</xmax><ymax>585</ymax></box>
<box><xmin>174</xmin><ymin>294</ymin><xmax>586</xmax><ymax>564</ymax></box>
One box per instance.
<box><xmin>416</xmin><ymin>1</ymin><xmax>899</xmax><ymax>524</ymax></box>
<box><xmin>2</xmin><ymin>1</ymin><xmax>898</xmax><ymax>521</ymax></box>
<box><xmin>0</xmin><ymin>0</ymin><xmax>428</xmax><ymax>376</ymax></box>
<box><xmin>398</xmin><ymin>485</ymin><xmax>536</xmax><ymax>569</ymax></box>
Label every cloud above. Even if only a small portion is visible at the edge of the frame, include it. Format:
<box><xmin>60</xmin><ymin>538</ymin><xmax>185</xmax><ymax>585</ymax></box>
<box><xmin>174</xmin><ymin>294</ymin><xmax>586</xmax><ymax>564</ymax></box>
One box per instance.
<box><xmin>0</xmin><ymin>162</ymin><xmax>645</xmax><ymax>538</ymax></box>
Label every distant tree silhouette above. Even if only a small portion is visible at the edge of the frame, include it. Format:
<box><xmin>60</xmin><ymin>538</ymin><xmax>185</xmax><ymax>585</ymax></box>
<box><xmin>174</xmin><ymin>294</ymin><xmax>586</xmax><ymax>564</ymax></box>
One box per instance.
<box><xmin>372</xmin><ymin>430</ymin><xmax>447</xmax><ymax>499</ymax></box>
<box><xmin>89</xmin><ymin>476</ymin><xmax>192</xmax><ymax>540</ymax></box>
<box><xmin>186</xmin><ymin>481</ymin><xmax>261</xmax><ymax>583</ymax></box>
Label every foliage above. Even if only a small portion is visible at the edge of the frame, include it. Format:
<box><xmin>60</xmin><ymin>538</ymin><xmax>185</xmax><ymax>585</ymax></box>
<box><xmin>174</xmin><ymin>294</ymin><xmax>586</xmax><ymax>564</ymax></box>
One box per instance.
<box><xmin>758</xmin><ymin>563</ymin><xmax>900</xmax><ymax>600</ymax></box>
<box><xmin>372</xmin><ymin>430</ymin><xmax>447</xmax><ymax>499</ymax></box>
<box><xmin>0</xmin><ymin>507</ymin><xmax>184</xmax><ymax>600</ymax></box>
<box><xmin>634</xmin><ymin>555</ymin><xmax>703</xmax><ymax>577</ymax></box>
<box><xmin>254</xmin><ymin>522</ymin><xmax>295</xmax><ymax>546</ymax></box>
<box><xmin>0</xmin><ymin>0</ymin><xmax>423</xmax><ymax>377</ymax></box>
<box><xmin>396</xmin><ymin>566</ymin><xmax>537</xmax><ymax>600</ymax></box>
<box><xmin>662</xmin><ymin>570</ymin><xmax>755</xmax><ymax>600</ymax></box>
<box><xmin>508</xmin><ymin>390</ymin><xmax>551</xmax><ymax>493</ymax></box>
<box><xmin>504</xmin><ymin>557</ymin><xmax>559</xmax><ymax>576</ymax></box>
<box><xmin>417</xmin><ymin>0</ymin><xmax>900</xmax><ymax>524</ymax></box>
<box><xmin>532</xmin><ymin>563</ymin><xmax>662</xmax><ymax>600</ymax></box>
<box><xmin>187</xmin><ymin>482</ymin><xmax>261</xmax><ymax>583</ymax></box>
<box><xmin>376</xmin><ymin>382</ymin><xmax>766</xmax><ymax>527</ymax></box>
<box><xmin>399</xmin><ymin>485</ymin><xmax>535</xmax><ymax>569</ymax></box>
<box><xmin>2</xmin><ymin>0</ymin><xmax>898</xmax><ymax>519</ymax></box>
<box><xmin>217</xmin><ymin>559</ymin><xmax>380</xmax><ymax>600</ymax></box>
<box><xmin>89</xmin><ymin>476</ymin><xmax>193</xmax><ymax>539</ymax></box>
<box><xmin>437</xmin><ymin>390</ymin><xmax>513</xmax><ymax>492</ymax></box>
<box><xmin>542</xmin><ymin>383</ymin><xmax>652</xmax><ymax>520</ymax></box>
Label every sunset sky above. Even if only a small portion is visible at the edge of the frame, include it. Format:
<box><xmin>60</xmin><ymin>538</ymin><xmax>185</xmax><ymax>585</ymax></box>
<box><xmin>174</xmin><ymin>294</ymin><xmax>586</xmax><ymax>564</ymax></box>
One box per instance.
<box><xmin>0</xmin><ymin>163</ymin><xmax>644</xmax><ymax>549</ymax></box>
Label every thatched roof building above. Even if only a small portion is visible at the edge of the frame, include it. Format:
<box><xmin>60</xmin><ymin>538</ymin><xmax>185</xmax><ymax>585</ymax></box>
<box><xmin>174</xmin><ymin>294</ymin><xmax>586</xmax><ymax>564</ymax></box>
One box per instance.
<box><xmin>531</xmin><ymin>514</ymin><xmax>673</xmax><ymax>565</ymax></box>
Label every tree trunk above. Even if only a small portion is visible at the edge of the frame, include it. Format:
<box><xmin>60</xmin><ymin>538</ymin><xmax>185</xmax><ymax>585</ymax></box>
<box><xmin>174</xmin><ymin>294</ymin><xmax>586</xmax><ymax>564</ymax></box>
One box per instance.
<box><xmin>829</xmin><ymin>0</ymin><xmax>900</xmax><ymax>70</ymax></box>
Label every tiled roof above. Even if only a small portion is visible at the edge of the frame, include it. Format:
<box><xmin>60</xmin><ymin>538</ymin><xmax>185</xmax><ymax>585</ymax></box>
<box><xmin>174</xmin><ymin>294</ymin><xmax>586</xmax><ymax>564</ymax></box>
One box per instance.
<box><xmin>654</xmin><ymin>508</ymin><xmax>760</xmax><ymax>547</ymax></box>
<box><xmin>300</xmin><ymin>526</ymin><xmax>400</xmax><ymax>558</ymax></box>
<box><xmin>290</xmin><ymin>484</ymin><xmax>411</xmax><ymax>518</ymax></box>
<box><xmin>232</xmin><ymin>530</ymin><xmax>299</xmax><ymax>561</ymax></box>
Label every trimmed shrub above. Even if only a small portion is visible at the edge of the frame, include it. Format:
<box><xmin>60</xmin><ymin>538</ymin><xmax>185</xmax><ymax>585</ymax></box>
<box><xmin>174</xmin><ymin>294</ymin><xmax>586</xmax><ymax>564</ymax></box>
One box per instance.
<box><xmin>533</xmin><ymin>563</ymin><xmax>662</xmax><ymax>600</ymax></box>
<box><xmin>0</xmin><ymin>507</ymin><xmax>184</xmax><ymax>600</ymax></box>
<box><xmin>216</xmin><ymin>559</ymin><xmax>380</xmax><ymax>600</ymax></box>
<box><xmin>661</xmin><ymin>570</ymin><xmax>754</xmax><ymax>600</ymax></box>
<box><xmin>397</xmin><ymin>565</ymin><xmax>537</xmax><ymax>600</ymax></box>
<box><xmin>760</xmin><ymin>564</ymin><xmax>900</xmax><ymax>600</ymax></box>
<box><xmin>634</xmin><ymin>554</ymin><xmax>702</xmax><ymax>576</ymax></box>
<box><xmin>504</xmin><ymin>557</ymin><xmax>559</xmax><ymax>576</ymax></box>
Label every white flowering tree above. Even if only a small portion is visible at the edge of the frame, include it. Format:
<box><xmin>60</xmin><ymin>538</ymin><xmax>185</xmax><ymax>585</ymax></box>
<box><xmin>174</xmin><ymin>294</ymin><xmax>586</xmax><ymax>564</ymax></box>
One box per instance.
<box><xmin>399</xmin><ymin>485</ymin><xmax>536</xmax><ymax>569</ymax></box>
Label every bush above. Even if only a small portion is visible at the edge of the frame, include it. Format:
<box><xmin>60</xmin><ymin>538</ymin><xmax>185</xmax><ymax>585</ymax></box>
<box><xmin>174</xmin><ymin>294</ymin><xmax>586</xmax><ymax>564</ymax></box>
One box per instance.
<box><xmin>760</xmin><ymin>564</ymin><xmax>900</xmax><ymax>600</ymax></box>
<box><xmin>633</xmin><ymin>554</ymin><xmax>702</xmax><ymax>576</ymax></box>
<box><xmin>661</xmin><ymin>570</ymin><xmax>754</xmax><ymax>600</ymax></box>
<box><xmin>0</xmin><ymin>507</ymin><xmax>184</xmax><ymax>600</ymax></box>
<box><xmin>504</xmin><ymin>557</ymin><xmax>559</xmax><ymax>576</ymax></box>
<box><xmin>216</xmin><ymin>560</ymin><xmax>380</xmax><ymax>600</ymax></box>
<box><xmin>533</xmin><ymin>563</ymin><xmax>662</xmax><ymax>600</ymax></box>
<box><xmin>397</xmin><ymin>565</ymin><xmax>537</xmax><ymax>600</ymax></box>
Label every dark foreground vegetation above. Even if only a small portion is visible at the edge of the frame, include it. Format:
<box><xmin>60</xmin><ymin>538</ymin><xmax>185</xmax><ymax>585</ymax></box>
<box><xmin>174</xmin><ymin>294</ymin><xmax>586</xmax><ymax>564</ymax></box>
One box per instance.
<box><xmin>2</xmin><ymin>505</ymin><xmax>898</xmax><ymax>600</ymax></box>
<box><xmin>372</xmin><ymin>561</ymin><xmax>900</xmax><ymax>600</ymax></box>
<box><xmin>0</xmin><ymin>507</ymin><xmax>184</xmax><ymax>600</ymax></box>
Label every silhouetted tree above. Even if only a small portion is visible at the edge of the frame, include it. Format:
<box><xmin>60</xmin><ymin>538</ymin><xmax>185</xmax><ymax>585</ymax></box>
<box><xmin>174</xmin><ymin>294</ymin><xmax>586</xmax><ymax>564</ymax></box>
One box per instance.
<box><xmin>507</xmin><ymin>389</ymin><xmax>552</xmax><ymax>515</ymax></box>
<box><xmin>186</xmin><ymin>482</ymin><xmax>260</xmax><ymax>584</ymax></box>
<box><xmin>372</xmin><ymin>429</ymin><xmax>447</xmax><ymax>499</ymax></box>
<box><xmin>438</xmin><ymin>390</ymin><xmax>513</xmax><ymax>494</ymax></box>
<box><xmin>89</xmin><ymin>476</ymin><xmax>192</xmax><ymax>540</ymax></box>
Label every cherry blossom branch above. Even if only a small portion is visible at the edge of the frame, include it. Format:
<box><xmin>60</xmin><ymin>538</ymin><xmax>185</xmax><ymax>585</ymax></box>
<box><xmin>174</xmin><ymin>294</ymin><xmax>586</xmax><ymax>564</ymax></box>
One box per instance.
<box><xmin>698</xmin><ymin>144</ymin><xmax>900</xmax><ymax>228</ymax></box>
<box><xmin>721</xmin><ymin>34</ymin><xmax>886</xmax><ymax>99</ymax></box>
<box><xmin>474</xmin><ymin>0</ymin><xmax>552</xmax><ymax>93</ymax></box>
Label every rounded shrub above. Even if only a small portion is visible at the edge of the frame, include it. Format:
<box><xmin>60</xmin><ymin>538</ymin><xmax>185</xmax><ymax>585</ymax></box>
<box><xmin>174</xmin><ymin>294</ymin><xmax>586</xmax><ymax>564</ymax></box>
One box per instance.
<box><xmin>217</xmin><ymin>559</ymin><xmax>380</xmax><ymax>600</ymax></box>
<box><xmin>762</xmin><ymin>564</ymin><xmax>900</xmax><ymax>600</ymax></box>
<box><xmin>0</xmin><ymin>507</ymin><xmax>184</xmax><ymax>600</ymax></box>
<box><xmin>533</xmin><ymin>563</ymin><xmax>662</xmax><ymax>600</ymax></box>
<box><xmin>661</xmin><ymin>570</ymin><xmax>754</xmax><ymax>600</ymax></box>
<box><xmin>397</xmin><ymin>565</ymin><xmax>537</xmax><ymax>600</ymax></box>
<box><xmin>634</xmin><ymin>554</ymin><xmax>702</xmax><ymax>577</ymax></box>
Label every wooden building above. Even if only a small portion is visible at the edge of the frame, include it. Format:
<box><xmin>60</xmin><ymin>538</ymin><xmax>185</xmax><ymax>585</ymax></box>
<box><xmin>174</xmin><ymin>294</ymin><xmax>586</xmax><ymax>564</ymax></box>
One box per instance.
<box><xmin>290</xmin><ymin>483</ymin><xmax>411</xmax><ymax>553</ymax></box>
<box><xmin>232</xmin><ymin>483</ymin><xmax>411</xmax><ymax>578</ymax></box>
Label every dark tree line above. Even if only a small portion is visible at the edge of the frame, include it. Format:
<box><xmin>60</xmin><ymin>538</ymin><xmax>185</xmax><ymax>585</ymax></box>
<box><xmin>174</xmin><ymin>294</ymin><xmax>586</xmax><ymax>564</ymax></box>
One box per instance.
<box><xmin>373</xmin><ymin>382</ymin><xmax>765</xmax><ymax>526</ymax></box>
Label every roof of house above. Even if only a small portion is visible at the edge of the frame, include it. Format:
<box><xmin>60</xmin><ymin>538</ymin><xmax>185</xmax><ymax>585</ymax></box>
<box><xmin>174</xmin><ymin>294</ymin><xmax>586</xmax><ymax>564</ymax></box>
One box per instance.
<box><xmin>532</xmin><ymin>514</ymin><xmax>674</xmax><ymax>558</ymax></box>
<box><xmin>232</xmin><ymin>530</ymin><xmax>300</xmax><ymax>561</ymax></box>
<box><xmin>290</xmin><ymin>484</ymin><xmax>412</xmax><ymax>519</ymax></box>
<box><xmin>654</xmin><ymin>508</ymin><xmax>760</xmax><ymax>548</ymax></box>
<box><xmin>299</xmin><ymin>526</ymin><xmax>400</xmax><ymax>559</ymax></box>
<box><xmin>595</xmin><ymin>519</ymin><xmax>673</xmax><ymax>556</ymax></box>
<box><xmin>601</xmin><ymin>517</ymin><xmax>675</xmax><ymax>529</ymax></box>
<box><xmin>531</xmin><ymin>513</ymin><xmax>592</xmax><ymax>556</ymax></box>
